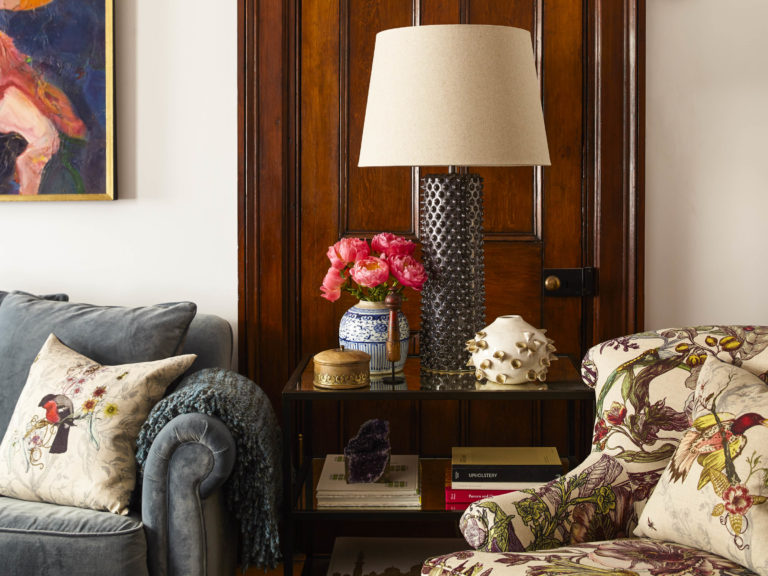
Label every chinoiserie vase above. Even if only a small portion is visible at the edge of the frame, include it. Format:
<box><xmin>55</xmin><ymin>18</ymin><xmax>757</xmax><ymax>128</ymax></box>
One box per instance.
<box><xmin>466</xmin><ymin>315</ymin><xmax>557</xmax><ymax>385</ymax></box>
<box><xmin>339</xmin><ymin>300</ymin><xmax>409</xmax><ymax>375</ymax></box>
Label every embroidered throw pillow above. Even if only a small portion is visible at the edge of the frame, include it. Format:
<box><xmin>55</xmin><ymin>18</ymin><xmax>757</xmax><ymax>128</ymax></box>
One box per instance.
<box><xmin>635</xmin><ymin>356</ymin><xmax>768</xmax><ymax>575</ymax></box>
<box><xmin>0</xmin><ymin>334</ymin><xmax>195</xmax><ymax>515</ymax></box>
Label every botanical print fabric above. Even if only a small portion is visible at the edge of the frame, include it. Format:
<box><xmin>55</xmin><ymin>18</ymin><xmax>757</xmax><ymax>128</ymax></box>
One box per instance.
<box><xmin>460</xmin><ymin>453</ymin><xmax>636</xmax><ymax>552</ymax></box>
<box><xmin>422</xmin><ymin>538</ymin><xmax>757</xmax><ymax>576</ymax></box>
<box><xmin>447</xmin><ymin>326</ymin><xmax>768</xmax><ymax>576</ymax></box>
<box><xmin>636</xmin><ymin>357</ymin><xmax>768</xmax><ymax>575</ymax></box>
<box><xmin>459</xmin><ymin>326</ymin><xmax>768</xmax><ymax>556</ymax></box>
<box><xmin>0</xmin><ymin>334</ymin><xmax>195</xmax><ymax>514</ymax></box>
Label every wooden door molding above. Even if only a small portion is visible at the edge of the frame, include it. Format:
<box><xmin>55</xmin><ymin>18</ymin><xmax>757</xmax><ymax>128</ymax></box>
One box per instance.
<box><xmin>238</xmin><ymin>0</ymin><xmax>645</xmax><ymax>407</ymax></box>
<box><xmin>238</xmin><ymin>0</ymin><xmax>298</xmax><ymax>409</ymax></box>
<box><xmin>587</xmin><ymin>0</ymin><xmax>645</xmax><ymax>345</ymax></box>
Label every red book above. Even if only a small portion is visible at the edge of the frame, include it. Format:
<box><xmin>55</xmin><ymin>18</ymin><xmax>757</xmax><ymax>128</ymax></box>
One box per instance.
<box><xmin>444</xmin><ymin>486</ymin><xmax>514</xmax><ymax>503</ymax></box>
<box><xmin>445</xmin><ymin>502</ymin><xmax>471</xmax><ymax>511</ymax></box>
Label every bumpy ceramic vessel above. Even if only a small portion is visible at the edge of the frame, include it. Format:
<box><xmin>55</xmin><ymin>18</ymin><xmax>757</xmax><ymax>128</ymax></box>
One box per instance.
<box><xmin>339</xmin><ymin>301</ymin><xmax>409</xmax><ymax>375</ymax></box>
<box><xmin>466</xmin><ymin>315</ymin><xmax>556</xmax><ymax>385</ymax></box>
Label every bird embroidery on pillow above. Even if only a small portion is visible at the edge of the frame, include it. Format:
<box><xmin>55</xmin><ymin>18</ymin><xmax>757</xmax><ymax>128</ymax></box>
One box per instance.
<box><xmin>38</xmin><ymin>394</ymin><xmax>75</xmax><ymax>453</ymax></box>
<box><xmin>669</xmin><ymin>411</ymin><xmax>768</xmax><ymax>489</ymax></box>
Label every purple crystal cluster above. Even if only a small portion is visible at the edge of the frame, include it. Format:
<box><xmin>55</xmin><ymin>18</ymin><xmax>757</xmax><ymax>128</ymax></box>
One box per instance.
<box><xmin>344</xmin><ymin>419</ymin><xmax>391</xmax><ymax>484</ymax></box>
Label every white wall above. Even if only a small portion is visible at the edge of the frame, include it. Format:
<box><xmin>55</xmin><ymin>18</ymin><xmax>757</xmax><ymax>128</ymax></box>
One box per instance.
<box><xmin>645</xmin><ymin>0</ymin><xmax>768</xmax><ymax>329</ymax></box>
<box><xmin>0</xmin><ymin>2</ymin><xmax>238</xmax><ymax>334</ymax></box>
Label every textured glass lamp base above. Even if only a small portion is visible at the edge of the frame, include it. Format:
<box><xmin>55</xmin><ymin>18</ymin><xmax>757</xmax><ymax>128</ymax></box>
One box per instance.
<box><xmin>419</xmin><ymin>173</ymin><xmax>486</xmax><ymax>374</ymax></box>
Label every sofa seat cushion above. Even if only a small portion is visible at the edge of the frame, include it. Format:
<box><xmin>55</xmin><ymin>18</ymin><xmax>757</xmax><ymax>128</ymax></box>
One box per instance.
<box><xmin>423</xmin><ymin>538</ymin><xmax>757</xmax><ymax>576</ymax></box>
<box><xmin>0</xmin><ymin>496</ymin><xmax>148</xmax><ymax>576</ymax></box>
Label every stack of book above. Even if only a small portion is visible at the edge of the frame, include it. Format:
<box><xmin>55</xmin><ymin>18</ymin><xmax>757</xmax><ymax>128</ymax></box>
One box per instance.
<box><xmin>445</xmin><ymin>446</ymin><xmax>562</xmax><ymax>510</ymax></box>
<box><xmin>316</xmin><ymin>454</ymin><xmax>421</xmax><ymax>509</ymax></box>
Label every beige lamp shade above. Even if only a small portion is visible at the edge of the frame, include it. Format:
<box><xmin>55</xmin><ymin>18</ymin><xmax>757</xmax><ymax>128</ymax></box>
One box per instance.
<box><xmin>358</xmin><ymin>25</ymin><xmax>551</xmax><ymax>167</ymax></box>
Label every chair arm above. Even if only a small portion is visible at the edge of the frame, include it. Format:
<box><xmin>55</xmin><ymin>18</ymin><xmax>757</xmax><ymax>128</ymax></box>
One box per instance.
<box><xmin>141</xmin><ymin>413</ymin><xmax>236</xmax><ymax>576</ymax></box>
<box><xmin>459</xmin><ymin>453</ymin><xmax>635</xmax><ymax>553</ymax></box>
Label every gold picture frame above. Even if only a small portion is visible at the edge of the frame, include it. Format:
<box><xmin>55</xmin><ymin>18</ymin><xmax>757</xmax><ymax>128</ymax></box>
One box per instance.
<box><xmin>0</xmin><ymin>0</ymin><xmax>115</xmax><ymax>202</ymax></box>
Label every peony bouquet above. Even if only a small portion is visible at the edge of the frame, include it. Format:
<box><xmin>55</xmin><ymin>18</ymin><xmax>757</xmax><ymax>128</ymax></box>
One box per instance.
<box><xmin>320</xmin><ymin>232</ymin><xmax>427</xmax><ymax>302</ymax></box>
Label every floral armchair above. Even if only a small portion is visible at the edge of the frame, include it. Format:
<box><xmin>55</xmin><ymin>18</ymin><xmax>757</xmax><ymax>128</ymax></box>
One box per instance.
<box><xmin>423</xmin><ymin>326</ymin><xmax>768</xmax><ymax>576</ymax></box>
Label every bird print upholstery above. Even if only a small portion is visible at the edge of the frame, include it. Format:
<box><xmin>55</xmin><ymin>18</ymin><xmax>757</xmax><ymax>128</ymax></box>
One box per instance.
<box><xmin>427</xmin><ymin>326</ymin><xmax>768</xmax><ymax>576</ymax></box>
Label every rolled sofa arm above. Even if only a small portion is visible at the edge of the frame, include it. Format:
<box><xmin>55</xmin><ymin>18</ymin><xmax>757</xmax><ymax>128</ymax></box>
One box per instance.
<box><xmin>459</xmin><ymin>453</ymin><xmax>636</xmax><ymax>552</ymax></box>
<box><xmin>142</xmin><ymin>413</ymin><xmax>236</xmax><ymax>576</ymax></box>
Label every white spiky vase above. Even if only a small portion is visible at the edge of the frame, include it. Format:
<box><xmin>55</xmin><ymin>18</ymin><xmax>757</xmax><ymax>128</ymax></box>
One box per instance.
<box><xmin>466</xmin><ymin>315</ymin><xmax>557</xmax><ymax>385</ymax></box>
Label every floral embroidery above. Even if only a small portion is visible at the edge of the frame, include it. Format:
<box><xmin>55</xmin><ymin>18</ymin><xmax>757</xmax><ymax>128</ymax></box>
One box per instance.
<box><xmin>14</xmin><ymin>365</ymin><xmax>126</xmax><ymax>468</ymax></box>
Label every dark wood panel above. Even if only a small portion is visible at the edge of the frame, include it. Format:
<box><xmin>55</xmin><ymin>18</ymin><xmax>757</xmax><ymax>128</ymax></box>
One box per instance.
<box><xmin>420</xmin><ymin>400</ymin><xmax>461</xmax><ymax>457</ymax></box>
<box><xmin>239</xmin><ymin>0</ymin><xmax>644</xmax><ymax>474</ymax></box>
<box><xmin>469</xmin><ymin>399</ymin><xmax>537</xmax><ymax>447</ymax></box>
<box><xmin>240</xmin><ymin>0</ymin><xmax>643</xmax><ymax>552</ymax></box>
<box><xmin>484</xmin><ymin>241</ymin><xmax>543</xmax><ymax>325</ymax></box>
<box><xmin>344</xmin><ymin>1</ymin><xmax>414</xmax><ymax>235</ymax></box>
<box><xmin>588</xmin><ymin>0</ymin><xmax>644</xmax><ymax>343</ymax></box>
<box><xmin>541</xmin><ymin>0</ymin><xmax>585</xmax><ymax>359</ymax></box>
<box><xmin>470</xmin><ymin>1</ymin><xmax>538</xmax><ymax>236</ymax></box>
<box><xmin>300</xmin><ymin>0</ymin><xmax>342</xmax><ymax>359</ymax></box>
<box><xmin>420</xmin><ymin>0</ymin><xmax>460</xmax><ymax>25</ymax></box>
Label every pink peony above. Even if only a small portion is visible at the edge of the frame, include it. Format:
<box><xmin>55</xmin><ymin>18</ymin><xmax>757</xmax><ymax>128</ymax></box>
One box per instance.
<box><xmin>371</xmin><ymin>232</ymin><xmax>397</xmax><ymax>254</ymax></box>
<box><xmin>326</xmin><ymin>244</ymin><xmax>346</xmax><ymax>270</ymax></box>
<box><xmin>350</xmin><ymin>256</ymin><xmax>389</xmax><ymax>288</ymax></box>
<box><xmin>335</xmin><ymin>238</ymin><xmax>370</xmax><ymax>265</ymax></box>
<box><xmin>386</xmin><ymin>236</ymin><xmax>416</xmax><ymax>257</ymax></box>
<box><xmin>320</xmin><ymin>267</ymin><xmax>344</xmax><ymax>301</ymax></box>
<box><xmin>388</xmin><ymin>255</ymin><xmax>427</xmax><ymax>291</ymax></box>
<box><xmin>371</xmin><ymin>232</ymin><xmax>416</xmax><ymax>258</ymax></box>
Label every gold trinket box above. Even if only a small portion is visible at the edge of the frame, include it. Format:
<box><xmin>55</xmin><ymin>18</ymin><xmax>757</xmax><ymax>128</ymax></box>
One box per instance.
<box><xmin>313</xmin><ymin>347</ymin><xmax>371</xmax><ymax>389</ymax></box>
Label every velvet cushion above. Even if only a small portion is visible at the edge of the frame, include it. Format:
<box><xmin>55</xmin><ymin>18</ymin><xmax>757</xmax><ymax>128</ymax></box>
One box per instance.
<box><xmin>0</xmin><ymin>335</ymin><xmax>195</xmax><ymax>514</ymax></box>
<box><xmin>0</xmin><ymin>292</ymin><xmax>196</xmax><ymax>432</ymax></box>
<box><xmin>0</xmin><ymin>290</ymin><xmax>68</xmax><ymax>307</ymax></box>
<box><xmin>0</xmin><ymin>496</ymin><xmax>148</xmax><ymax>576</ymax></box>
<box><xmin>635</xmin><ymin>356</ymin><xmax>768</xmax><ymax>575</ymax></box>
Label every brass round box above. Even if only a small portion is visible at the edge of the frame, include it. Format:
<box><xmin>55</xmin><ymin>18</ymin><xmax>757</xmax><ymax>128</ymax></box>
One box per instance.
<box><xmin>313</xmin><ymin>347</ymin><xmax>371</xmax><ymax>389</ymax></box>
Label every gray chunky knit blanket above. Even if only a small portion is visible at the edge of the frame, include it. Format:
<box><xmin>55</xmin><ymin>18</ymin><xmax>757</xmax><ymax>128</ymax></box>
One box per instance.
<box><xmin>135</xmin><ymin>368</ymin><xmax>282</xmax><ymax>570</ymax></box>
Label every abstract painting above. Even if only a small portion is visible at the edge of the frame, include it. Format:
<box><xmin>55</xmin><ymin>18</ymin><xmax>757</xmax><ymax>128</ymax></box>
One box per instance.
<box><xmin>0</xmin><ymin>0</ymin><xmax>113</xmax><ymax>201</ymax></box>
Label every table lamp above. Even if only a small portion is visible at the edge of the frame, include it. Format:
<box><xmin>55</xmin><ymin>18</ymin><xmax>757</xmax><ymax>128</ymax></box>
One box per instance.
<box><xmin>358</xmin><ymin>25</ymin><xmax>550</xmax><ymax>375</ymax></box>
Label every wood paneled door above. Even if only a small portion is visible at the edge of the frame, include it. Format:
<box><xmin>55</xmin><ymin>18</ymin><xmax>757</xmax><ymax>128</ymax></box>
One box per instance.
<box><xmin>238</xmin><ymin>0</ymin><xmax>644</xmax><ymax>458</ymax></box>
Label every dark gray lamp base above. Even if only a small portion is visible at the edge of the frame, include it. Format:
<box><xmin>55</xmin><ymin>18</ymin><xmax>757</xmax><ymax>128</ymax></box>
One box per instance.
<box><xmin>419</xmin><ymin>172</ymin><xmax>486</xmax><ymax>374</ymax></box>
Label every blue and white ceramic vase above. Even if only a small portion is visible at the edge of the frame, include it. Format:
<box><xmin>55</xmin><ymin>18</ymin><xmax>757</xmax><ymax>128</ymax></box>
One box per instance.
<box><xmin>339</xmin><ymin>300</ymin><xmax>409</xmax><ymax>375</ymax></box>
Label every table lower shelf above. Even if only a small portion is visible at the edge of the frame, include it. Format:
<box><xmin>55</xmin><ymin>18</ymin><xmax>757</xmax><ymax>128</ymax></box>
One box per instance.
<box><xmin>290</xmin><ymin>458</ymin><xmax>456</xmax><ymax>517</ymax></box>
<box><xmin>289</xmin><ymin>457</ymin><xmax>558</xmax><ymax>519</ymax></box>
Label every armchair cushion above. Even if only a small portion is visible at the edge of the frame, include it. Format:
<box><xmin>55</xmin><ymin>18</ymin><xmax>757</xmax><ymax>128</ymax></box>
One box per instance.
<box><xmin>460</xmin><ymin>453</ymin><xmax>635</xmax><ymax>552</ymax></box>
<box><xmin>424</xmin><ymin>538</ymin><xmax>757</xmax><ymax>576</ymax></box>
<box><xmin>581</xmin><ymin>327</ymin><xmax>768</xmax><ymax>518</ymax></box>
<box><xmin>635</xmin><ymin>356</ymin><xmax>768</xmax><ymax>575</ymax></box>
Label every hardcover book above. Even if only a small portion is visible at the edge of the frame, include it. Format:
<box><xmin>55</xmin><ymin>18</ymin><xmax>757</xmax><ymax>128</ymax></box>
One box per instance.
<box><xmin>316</xmin><ymin>454</ymin><xmax>420</xmax><ymax>508</ymax></box>
<box><xmin>443</xmin><ymin>466</ymin><xmax>539</xmax><ymax>500</ymax></box>
<box><xmin>451</xmin><ymin>446</ymin><xmax>561</xmax><ymax>483</ymax></box>
<box><xmin>317</xmin><ymin>454</ymin><xmax>419</xmax><ymax>495</ymax></box>
<box><xmin>444</xmin><ymin>486</ymin><xmax>529</xmax><ymax>502</ymax></box>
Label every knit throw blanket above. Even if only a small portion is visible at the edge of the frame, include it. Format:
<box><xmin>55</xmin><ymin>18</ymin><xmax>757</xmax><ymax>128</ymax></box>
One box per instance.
<box><xmin>135</xmin><ymin>368</ymin><xmax>282</xmax><ymax>570</ymax></box>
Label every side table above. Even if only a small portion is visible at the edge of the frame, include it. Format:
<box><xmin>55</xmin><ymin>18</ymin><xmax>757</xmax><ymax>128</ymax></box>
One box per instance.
<box><xmin>281</xmin><ymin>355</ymin><xmax>593</xmax><ymax>576</ymax></box>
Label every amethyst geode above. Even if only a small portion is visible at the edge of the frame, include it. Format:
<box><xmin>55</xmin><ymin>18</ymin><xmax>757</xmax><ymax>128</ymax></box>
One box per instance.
<box><xmin>344</xmin><ymin>419</ymin><xmax>391</xmax><ymax>483</ymax></box>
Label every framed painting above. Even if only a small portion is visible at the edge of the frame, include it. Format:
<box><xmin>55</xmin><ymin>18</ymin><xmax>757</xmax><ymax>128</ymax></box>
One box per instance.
<box><xmin>0</xmin><ymin>0</ymin><xmax>114</xmax><ymax>202</ymax></box>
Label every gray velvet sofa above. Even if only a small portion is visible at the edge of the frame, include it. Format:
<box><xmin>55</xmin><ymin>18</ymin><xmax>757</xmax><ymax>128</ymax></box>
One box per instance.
<box><xmin>0</xmin><ymin>292</ymin><xmax>239</xmax><ymax>576</ymax></box>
